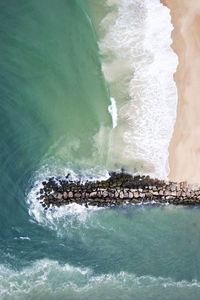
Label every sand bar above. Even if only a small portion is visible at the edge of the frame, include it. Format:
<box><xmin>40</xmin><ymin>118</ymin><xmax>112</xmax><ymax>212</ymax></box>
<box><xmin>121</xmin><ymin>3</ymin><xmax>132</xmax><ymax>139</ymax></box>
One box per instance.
<box><xmin>161</xmin><ymin>0</ymin><xmax>200</xmax><ymax>184</ymax></box>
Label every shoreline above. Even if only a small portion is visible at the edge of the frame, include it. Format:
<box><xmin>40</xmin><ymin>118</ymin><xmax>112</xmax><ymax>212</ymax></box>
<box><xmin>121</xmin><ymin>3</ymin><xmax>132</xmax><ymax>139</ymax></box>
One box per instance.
<box><xmin>161</xmin><ymin>0</ymin><xmax>200</xmax><ymax>184</ymax></box>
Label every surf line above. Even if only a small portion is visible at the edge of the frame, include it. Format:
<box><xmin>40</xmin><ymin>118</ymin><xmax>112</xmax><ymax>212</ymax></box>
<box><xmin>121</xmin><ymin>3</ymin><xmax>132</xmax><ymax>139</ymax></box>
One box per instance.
<box><xmin>108</xmin><ymin>97</ymin><xmax>118</xmax><ymax>128</ymax></box>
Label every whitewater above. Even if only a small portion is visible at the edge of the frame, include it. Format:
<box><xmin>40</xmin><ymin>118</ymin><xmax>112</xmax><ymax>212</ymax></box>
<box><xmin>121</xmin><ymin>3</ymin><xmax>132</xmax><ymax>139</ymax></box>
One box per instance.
<box><xmin>97</xmin><ymin>0</ymin><xmax>178</xmax><ymax>179</ymax></box>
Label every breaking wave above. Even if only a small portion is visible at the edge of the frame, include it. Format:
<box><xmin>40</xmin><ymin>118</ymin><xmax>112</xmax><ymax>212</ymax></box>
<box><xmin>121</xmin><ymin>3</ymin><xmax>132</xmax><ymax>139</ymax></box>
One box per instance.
<box><xmin>1</xmin><ymin>259</ymin><xmax>200</xmax><ymax>300</ymax></box>
<box><xmin>99</xmin><ymin>0</ymin><xmax>178</xmax><ymax>179</ymax></box>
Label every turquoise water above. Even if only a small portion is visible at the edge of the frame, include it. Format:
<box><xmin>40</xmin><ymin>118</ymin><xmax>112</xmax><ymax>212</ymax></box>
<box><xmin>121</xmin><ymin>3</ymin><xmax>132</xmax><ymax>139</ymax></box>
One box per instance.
<box><xmin>1</xmin><ymin>0</ymin><xmax>200</xmax><ymax>299</ymax></box>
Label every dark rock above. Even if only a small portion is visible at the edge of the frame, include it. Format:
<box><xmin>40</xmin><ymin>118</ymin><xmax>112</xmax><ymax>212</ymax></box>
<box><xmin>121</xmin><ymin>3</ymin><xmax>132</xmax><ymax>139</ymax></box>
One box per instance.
<box><xmin>38</xmin><ymin>172</ymin><xmax>200</xmax><ymax>209</ymax></box>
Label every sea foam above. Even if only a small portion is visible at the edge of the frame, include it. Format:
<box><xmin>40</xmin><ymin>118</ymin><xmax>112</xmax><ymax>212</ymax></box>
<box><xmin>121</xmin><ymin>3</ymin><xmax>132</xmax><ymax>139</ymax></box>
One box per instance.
<box><xmin>27</xmin><ymin>164</ymin><xmax>109</xmax><ymax>235</ymax></box>
<box><xmin>1</xmin><ymin>259</ymin><xmax>200</xmax><ymax>299</ymax></box>
<box><xmin>108</xmin><ymin>97</ymin><xmax>118</xmax><ymax>128</ymax></box>
<box><xmin>99</xmin><ymin>0</ymin><xmax>178</xmax><ymax>179</ymax></box>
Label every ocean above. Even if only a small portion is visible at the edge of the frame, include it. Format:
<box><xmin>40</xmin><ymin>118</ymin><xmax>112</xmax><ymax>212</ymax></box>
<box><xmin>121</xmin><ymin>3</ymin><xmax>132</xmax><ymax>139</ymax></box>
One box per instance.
<box><xmin>1</xmin><ymin>0</ymin><xmax>200</xmax><ymax>299</ymax></box>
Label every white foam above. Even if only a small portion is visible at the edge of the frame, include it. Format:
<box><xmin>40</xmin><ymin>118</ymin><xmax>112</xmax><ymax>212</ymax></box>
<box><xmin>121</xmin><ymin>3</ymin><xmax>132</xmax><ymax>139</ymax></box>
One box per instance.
<box><xmin>1</xmin><ymin>259</ymin><xmax>200</xmax><ymax>298</ymax></box>
<box><xmin>27</xmin><ymin>165</ymin><xmax>109</xmax><ymax>236</ymax></box>
<box><xmin>99</xmin><ymin>0</ymin><xmax>178</xmax><ymax>179</ymax></box>
<box><xmin>108</xmin><ymin>97</ymin><xmax>118</xmax><ymax>128</ymax></box>
<box><xmin>14</xmin><ymin>237</ymin><xmax>31</xmax><ymax>241</ymax></box>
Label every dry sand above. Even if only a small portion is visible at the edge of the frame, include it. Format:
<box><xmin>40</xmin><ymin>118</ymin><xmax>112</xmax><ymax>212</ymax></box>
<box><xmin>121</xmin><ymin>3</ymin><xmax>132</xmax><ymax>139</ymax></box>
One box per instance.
<box><xmin>161</xmin><ymin>0</ymin><xmax>200</xmax><ymax>184</ymax></box>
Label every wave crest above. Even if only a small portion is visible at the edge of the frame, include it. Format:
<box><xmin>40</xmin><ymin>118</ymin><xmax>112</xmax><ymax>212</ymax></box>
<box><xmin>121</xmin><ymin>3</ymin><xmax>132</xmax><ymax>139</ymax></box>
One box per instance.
<box><xmin>99</xmin><ymin>0</ymin><xmax>178</xmax><ymax>179</ymax></box>
<box><xmin>1</xmin><ymin>259</ymin><xmax>200</xmax><ymax>299</ymax></box>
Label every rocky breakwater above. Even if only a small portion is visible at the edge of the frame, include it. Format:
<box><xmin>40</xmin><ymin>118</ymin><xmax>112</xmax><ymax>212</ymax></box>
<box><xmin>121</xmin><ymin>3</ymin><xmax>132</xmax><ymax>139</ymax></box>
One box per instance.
<box><xmin>38</xmin><ymin>173</ymin><xmax>200</xmax><ymax>209</ymax></box>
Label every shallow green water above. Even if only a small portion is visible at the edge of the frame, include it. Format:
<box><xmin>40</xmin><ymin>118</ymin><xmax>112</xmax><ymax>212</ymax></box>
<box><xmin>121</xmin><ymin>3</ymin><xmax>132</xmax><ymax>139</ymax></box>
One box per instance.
<box><xmin>0</xmin><ymin>0</ymin><xmax>111</xmax><ymax>235</ymax></box>
<box><xmin>1</xmin><ymin>1</ymin><xmax>200</xmax><ymax>299</ymax></box>
<box><xmin>2</xmin><ymin>204</ymin><xmax>200</xmax><ymax>299</ymax></box>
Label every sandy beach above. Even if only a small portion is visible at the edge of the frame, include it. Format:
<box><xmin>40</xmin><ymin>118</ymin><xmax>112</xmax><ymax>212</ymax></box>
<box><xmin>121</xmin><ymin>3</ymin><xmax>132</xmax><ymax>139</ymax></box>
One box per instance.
<box><xmin>161</xmin><ymin>0</ymin><xmax>200</xmax><ymax>184</ymax></box>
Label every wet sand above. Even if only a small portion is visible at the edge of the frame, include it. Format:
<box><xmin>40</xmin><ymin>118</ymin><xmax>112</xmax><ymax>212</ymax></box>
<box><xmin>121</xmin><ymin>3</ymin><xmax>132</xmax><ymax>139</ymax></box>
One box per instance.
<box><xmin>161</xmin><ymin>0</ymin><xmax>200</xmax><ymax>184</ymax></box>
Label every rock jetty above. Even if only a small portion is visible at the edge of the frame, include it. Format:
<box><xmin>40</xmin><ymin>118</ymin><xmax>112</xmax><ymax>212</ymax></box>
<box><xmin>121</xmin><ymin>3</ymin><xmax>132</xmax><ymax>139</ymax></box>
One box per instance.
<box><xmin>38</xmin><ymin>173</ymin><xmax>200</xmax><ymax>209</ymax></box>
